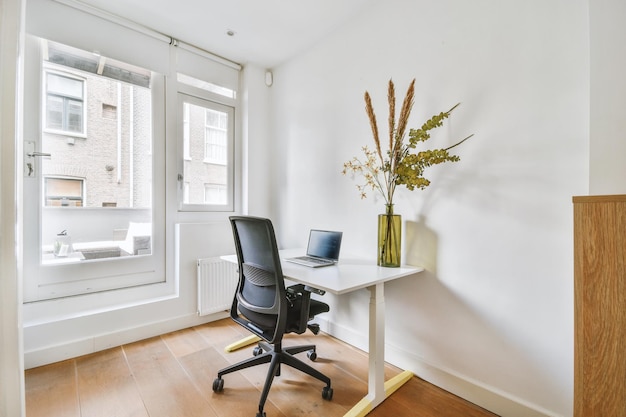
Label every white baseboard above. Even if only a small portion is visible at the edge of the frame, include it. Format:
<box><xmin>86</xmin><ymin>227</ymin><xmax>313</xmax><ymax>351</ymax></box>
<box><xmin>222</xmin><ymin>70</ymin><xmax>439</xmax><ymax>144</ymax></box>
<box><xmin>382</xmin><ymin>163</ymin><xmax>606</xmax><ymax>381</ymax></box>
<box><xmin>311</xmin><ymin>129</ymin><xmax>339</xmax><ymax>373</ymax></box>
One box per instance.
<box><xmin>316</xmin><ymin>316</ymin><xmax>562</xmax><ymax>417</ymax></box>
<box><xmin>24</xmin><ymin>311</ymin><xmax>228</xmax><ymax>369</ymax></box>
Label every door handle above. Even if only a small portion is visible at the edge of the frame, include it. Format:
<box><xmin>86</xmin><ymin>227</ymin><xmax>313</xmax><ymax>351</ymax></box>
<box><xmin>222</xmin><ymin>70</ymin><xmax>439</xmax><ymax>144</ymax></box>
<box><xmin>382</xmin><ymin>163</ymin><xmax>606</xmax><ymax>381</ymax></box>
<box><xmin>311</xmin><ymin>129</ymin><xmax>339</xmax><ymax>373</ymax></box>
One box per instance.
<box><xmin>27</xmin><ymin>151</ymin><xmax>51</xmax><ymax>158</ymax></box>
<box><xmin>24</xmin><ymin>141</ymin><xmax>51</xmax><ymax>177</ymax></box>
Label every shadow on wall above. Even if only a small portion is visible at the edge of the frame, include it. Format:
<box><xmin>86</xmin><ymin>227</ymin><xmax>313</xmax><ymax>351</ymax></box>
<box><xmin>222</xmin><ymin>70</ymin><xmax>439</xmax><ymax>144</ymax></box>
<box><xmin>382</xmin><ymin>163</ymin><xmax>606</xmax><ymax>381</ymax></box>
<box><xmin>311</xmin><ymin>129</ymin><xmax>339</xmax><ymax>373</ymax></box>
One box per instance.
<box><xmin>405</xmin><ymin>217</ymin><xmax>438</xmax><ymax>273</ymax></box>
<box><xmin>393</xmin><ymin>216</ymin><xmax>567</xmax><ymax>415</ymax></box>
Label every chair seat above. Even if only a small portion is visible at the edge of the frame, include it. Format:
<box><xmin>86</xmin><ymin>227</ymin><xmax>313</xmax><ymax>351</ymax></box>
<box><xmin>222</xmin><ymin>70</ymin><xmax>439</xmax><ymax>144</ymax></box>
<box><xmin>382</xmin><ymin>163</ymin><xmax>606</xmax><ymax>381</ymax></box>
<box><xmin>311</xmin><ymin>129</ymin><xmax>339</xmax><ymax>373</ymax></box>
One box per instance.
<box><xmin>239</xmin><ymin>298</ymin><xmax>329</xmax><ymax>334</ymax></box>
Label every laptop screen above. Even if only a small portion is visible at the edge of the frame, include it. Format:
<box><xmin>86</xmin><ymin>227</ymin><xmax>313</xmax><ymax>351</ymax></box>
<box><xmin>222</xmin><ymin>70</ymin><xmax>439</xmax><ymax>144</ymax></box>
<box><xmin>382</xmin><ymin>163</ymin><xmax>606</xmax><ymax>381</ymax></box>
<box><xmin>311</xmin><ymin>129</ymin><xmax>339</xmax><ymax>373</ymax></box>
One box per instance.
<box><xmin>306</xmin><ymin>229</ymin><xmax>343</xmax><ymax>260</ymax></box>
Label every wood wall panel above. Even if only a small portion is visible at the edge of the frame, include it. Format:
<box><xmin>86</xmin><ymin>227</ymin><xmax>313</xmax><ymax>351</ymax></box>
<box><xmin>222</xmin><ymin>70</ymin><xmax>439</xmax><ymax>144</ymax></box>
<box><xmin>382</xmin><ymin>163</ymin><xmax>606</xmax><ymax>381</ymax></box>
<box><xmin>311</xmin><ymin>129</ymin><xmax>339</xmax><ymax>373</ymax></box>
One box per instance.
<box><xmin>573</xmin><ymin>195</ymin><xmax>626</xmax><ymax>416</ymax></box>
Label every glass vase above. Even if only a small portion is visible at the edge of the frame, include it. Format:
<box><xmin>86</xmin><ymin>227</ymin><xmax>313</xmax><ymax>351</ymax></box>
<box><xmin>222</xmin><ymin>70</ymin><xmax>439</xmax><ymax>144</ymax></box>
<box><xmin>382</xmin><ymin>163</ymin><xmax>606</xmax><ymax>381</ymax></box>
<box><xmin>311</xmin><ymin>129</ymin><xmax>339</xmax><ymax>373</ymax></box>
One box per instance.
<box><xmin>378</xmin><ymin>204</ymin><xmax>401</xmax><ymax>267</ymax></box>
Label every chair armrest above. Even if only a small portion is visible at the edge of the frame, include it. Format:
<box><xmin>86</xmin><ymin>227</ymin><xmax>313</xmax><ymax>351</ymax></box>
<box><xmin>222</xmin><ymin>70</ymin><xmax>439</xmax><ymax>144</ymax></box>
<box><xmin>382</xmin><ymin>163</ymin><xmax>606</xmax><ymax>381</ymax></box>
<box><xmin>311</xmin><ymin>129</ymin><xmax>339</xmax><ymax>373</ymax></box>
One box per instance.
<box><xmin>304</xmin><ymin>285</ymin><xmax>325</xmax><ymax>296</ymax></box>
<box><xmin>287</xmin><ymin>284</ymin><xmax>313</xmax><ymax>334</ymax></box>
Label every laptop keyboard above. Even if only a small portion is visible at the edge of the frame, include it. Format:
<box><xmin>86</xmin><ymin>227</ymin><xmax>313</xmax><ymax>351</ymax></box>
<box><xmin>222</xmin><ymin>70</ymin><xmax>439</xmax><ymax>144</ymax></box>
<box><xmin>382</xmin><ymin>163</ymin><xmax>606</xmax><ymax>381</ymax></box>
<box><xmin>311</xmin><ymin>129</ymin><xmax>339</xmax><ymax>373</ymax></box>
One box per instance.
<box><xmin>294</xmin><ymin>256</ymin><xmax>331</xmax><ymax>264</ymax></box>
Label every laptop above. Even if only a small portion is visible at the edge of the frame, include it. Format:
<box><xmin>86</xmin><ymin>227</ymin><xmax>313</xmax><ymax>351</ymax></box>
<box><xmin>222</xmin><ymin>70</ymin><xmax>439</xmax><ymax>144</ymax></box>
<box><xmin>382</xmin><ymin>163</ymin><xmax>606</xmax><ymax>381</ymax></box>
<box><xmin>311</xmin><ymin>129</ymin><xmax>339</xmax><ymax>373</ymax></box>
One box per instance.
<box><xmin>285</xmin><ymin>229</ymin><xmax>343</xmax><ymax>268</ymax></box>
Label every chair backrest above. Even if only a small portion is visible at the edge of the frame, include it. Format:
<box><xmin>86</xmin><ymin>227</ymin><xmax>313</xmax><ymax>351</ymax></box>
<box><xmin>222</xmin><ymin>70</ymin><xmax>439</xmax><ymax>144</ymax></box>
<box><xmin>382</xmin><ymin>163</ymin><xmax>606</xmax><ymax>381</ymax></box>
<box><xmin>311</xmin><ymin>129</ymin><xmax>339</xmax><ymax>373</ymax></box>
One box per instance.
<box><xmin>229</xmin><ymin>216</ymin><xmax>287</xmax><ymax>344</ymax></box>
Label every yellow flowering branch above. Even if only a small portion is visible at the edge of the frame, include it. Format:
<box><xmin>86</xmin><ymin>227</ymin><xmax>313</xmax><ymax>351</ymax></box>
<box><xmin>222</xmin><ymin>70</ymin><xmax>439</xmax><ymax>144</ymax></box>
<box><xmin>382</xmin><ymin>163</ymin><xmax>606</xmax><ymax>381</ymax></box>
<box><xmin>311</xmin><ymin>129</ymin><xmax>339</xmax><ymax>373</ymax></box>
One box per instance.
<box><xmin>343</xmin><ymin>79</ymin><xmax>472</xmax><ymax>202</ymax></box>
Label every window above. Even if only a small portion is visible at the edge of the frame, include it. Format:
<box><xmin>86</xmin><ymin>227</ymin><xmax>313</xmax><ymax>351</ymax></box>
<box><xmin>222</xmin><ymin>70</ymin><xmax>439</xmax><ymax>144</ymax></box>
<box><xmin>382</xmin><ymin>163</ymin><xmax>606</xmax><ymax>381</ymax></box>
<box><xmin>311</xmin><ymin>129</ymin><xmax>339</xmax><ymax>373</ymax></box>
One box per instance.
<box><xmin>177</xmin><ymin>73</ymin><xmax>236</xmax><ymax>99</ymax></box>
<box><xmin>178</xmin><ymin>91</ymin><xmax>235</xmax><ymax>211</ymax></box>
<box><xmin>45</xmin><ymin>72</ymin><xmax>85</xmax><ymax>134</ymax></box>
<box><xmin>44</xmin><ymin>177</ymin><xmax>84</xmax><ymax>207</ymax></box>
<box><xmin>204</xmin><ymin>108</ymin><xmax>228</xmax><ymax>164</ymax></box>
<box><xmin>204</xmin><ymin>183</ymin><xmax>227</xmax><ymax>204</ymax></box>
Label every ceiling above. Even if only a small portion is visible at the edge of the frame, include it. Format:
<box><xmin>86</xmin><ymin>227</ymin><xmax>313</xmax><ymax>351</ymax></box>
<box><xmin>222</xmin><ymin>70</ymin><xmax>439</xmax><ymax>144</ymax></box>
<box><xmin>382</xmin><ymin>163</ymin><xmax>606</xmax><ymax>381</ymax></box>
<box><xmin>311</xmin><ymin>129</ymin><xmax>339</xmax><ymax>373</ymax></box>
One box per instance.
<box><xmin>77</xmin><ymin>0</ymin><xmax>373</xmax><ymax>68</ymax></box>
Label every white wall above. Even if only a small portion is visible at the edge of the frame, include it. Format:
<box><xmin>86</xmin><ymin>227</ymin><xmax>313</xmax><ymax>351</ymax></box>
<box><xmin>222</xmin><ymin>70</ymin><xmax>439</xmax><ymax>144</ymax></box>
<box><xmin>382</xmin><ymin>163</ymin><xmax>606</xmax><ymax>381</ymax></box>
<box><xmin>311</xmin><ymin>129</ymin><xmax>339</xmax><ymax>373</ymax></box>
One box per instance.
<box><xmin>240</xmin><ymin>64</ymin><xmax>273</xmax><ymax>217</ymax></box>
<box><xmin>268</xmin><ymin>1</ymin><xmax>589</xmax><ymax>416</ymax></box>
<box><xmin>589</xmin><ymin>0</ymin><xmax>626</xmax><ymax>194</ymax></box>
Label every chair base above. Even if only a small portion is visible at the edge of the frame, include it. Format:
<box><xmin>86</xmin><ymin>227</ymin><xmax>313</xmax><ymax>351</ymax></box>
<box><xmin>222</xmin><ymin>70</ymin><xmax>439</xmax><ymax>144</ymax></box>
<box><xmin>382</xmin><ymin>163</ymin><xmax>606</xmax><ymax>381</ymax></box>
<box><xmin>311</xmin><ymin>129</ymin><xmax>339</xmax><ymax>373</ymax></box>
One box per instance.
<box><xmin>213</xmin><ymin>340</ymin><xmax>333</xmax><ymax>415</ymax></box>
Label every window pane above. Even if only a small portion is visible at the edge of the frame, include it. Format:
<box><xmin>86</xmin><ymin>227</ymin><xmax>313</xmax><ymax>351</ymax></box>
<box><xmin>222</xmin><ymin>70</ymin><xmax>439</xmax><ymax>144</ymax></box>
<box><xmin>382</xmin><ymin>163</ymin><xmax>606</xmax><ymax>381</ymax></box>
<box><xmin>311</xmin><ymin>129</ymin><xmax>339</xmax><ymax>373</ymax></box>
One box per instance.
<box><xmin>204</xmin><ymin>108</ymin><xmax>227</xmax><ymax>164</ymax></box>
<box><xmin>177</xmin><ymin>73</ymin><xmax>236</xmax><ymax>99</ymax></box>
<box><xmin>205</xmin><ymin>128</ymin><xmax>226</xmax><ymax>162</ymax></box>
<box><xmin>42</xmin><ymin>59</ymin><xmax>153</xmax><ymax>263</ymax></box>
<box><xmin>67</xmin><ymin>99</ymin><xmax>83</xmax><ymax>132</ymax></box>
<box><xmin>204</xmin><ymin>183</ymin><xmax>226</xmax><ymax>204</ymax></box>
<box><xmin>45</xmin><ymin>177</ymin><xmax>83</xmax><ymax>207</ymax></box>
<box><xmin>180</xmin><ymin>96</ymin><xmax>233</xmax><ymax>209</ymax></box>
<box><xmin>205</xmin><ymin>109</ymin><xmax>227</xmax><ymax>129</ymax></box>
<box><xmin>46</xmin><ymin>72</ymin><xmax>84</xmax><ymax>134</ymax></box>
<box><xmin>48</xmin><ymin>73</ymin><xmax>83</xmax><ymax>98</ymax></box>
<box><xmin>46</xmin><ymin>95</ymin><xmax>63</xmax><ymax>130</ymax></box>
<box><xmin>46</xmin><ymin>177</ymin><xmax>82</xmax><ymax>197</ymax></box>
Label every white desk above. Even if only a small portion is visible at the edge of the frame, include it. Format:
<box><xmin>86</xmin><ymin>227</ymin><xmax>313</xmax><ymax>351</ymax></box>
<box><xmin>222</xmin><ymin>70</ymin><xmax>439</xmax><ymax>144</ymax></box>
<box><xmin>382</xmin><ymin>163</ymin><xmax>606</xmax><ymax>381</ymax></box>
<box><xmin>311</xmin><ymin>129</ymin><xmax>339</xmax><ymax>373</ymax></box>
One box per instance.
<box><xmin>221</xmin><ymin>249</ymin><xmax>424</xmax><ymax>417</ymax></box>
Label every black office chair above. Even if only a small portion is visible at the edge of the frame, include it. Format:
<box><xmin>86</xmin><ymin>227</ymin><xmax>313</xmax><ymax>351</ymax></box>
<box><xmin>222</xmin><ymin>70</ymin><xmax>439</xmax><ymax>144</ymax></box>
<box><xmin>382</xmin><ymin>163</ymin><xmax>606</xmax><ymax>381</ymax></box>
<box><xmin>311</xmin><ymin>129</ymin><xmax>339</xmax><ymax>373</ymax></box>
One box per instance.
<box><xmin>213</xmin><ymin>216</ymin><xmax>333</xmax><ymax>417</ymax></box>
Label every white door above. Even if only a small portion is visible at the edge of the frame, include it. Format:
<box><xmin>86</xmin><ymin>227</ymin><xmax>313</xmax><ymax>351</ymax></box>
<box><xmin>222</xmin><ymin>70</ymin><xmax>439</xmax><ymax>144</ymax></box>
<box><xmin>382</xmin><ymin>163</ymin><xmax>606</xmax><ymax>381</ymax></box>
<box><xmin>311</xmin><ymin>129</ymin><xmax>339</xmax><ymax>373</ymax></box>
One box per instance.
<box><xmin>22</xmin><ymin>35</ymin><xmax>165</xmax><ymax>302</ymax></box>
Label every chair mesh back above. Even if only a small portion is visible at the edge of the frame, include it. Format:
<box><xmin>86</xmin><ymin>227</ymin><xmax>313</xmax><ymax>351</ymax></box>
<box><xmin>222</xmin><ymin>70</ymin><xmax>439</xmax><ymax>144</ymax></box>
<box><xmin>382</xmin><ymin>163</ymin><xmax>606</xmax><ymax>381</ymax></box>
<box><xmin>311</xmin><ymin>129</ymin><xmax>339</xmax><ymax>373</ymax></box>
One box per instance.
<box><xmin>230</xmin><ymin>217</ymin><xmax>286</xmax><ymax>331</ymax></box>
<box><xmin>242</xmin><ymin>263</ymin><xmax>276</xmax><ymax>287</ymax></box>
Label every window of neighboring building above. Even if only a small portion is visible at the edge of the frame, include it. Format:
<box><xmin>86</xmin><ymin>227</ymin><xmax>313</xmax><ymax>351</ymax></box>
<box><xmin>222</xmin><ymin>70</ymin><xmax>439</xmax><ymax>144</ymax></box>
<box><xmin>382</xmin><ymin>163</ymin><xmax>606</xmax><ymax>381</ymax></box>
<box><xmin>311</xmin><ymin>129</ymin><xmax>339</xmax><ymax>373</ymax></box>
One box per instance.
<box><xmin>204</xmin><ymin>183</ymin><xmax>227</xmax><ymax>205</ymax></box>
<box><xmin>44</xmin><ymin>177</ymin><xmax>84</xmax><ymax>207</ymax></box>
<box><xmin>204</xmin><ymin>108</ymin><xmax>228</xmax><ymax>165</ymax></box>
<box><xmin>45</xmin><ymin>72</ymin><xmax>85</xmax><ymax>134</ymax></box>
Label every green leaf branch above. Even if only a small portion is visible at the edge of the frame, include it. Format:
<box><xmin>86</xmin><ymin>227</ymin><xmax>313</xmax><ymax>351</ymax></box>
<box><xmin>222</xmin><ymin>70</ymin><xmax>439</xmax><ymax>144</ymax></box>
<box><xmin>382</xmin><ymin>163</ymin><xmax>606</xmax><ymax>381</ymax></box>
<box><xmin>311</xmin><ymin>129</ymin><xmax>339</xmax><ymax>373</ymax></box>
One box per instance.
<box><xmin>343</xmin><ymin>79</ymin><xmax>473</xmax><ymax>202</ymax></box>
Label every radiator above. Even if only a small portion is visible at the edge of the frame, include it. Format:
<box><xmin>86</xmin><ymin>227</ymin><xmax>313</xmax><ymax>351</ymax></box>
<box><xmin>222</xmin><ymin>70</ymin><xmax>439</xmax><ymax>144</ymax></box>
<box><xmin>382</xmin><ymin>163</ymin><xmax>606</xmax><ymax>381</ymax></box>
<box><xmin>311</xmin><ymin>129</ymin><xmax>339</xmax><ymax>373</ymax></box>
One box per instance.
<box><xmin>197</xmin><ymin>257</ymin><xmax>238</xmax><ymax>316</ymax></box>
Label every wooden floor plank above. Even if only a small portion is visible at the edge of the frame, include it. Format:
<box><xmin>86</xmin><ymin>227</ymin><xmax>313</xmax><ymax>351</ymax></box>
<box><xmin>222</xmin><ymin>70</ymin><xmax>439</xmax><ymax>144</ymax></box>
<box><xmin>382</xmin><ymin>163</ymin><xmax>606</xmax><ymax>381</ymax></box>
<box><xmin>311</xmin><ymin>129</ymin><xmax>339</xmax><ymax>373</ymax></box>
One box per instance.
<box><xmin>25</xmin><ymin>360</ymin><xmax>80</xmax><ymax>417</ymax></box>
<box><xmin>193</xmin><ymin>319</ymin><xmax>248</xmax><ymax>348</ymax></box>
<box><xmin>122</xmin><ymin>337</ymin><xmax>218</xmax><ymax>417</ymax></box>
<box><xmin>24</xmin><ymin>318</ymin><xmax>499</xmax><ymax>417</ymax></box>
<box><xmin>161</xmin><ymin>327</ymin><xmax>211</xmax><ymax>358</ymax></box>
<box><xmin>75</xmin><ymin>347</ymin><xmax>149</xmax><ymax>417</ymax></box>
<box><xmin>369</xmin><ymin>376</ymin><xmax>500</xmax><ymax>417</ymax></box>
<box><xmin>178</xmin><ymin>346</ymin><xmax>288</xmax><ymax>417</ymax></box>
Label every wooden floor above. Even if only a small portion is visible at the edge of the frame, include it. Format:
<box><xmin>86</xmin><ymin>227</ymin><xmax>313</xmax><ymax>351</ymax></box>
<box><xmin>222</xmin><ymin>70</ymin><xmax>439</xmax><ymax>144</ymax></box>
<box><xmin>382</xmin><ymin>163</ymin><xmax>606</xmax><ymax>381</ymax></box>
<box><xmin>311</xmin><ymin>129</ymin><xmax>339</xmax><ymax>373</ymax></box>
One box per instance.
<box><xmin>25</xmin><ymin>318</ymin><xmax>498</xmax><ymax>417</ymax></box>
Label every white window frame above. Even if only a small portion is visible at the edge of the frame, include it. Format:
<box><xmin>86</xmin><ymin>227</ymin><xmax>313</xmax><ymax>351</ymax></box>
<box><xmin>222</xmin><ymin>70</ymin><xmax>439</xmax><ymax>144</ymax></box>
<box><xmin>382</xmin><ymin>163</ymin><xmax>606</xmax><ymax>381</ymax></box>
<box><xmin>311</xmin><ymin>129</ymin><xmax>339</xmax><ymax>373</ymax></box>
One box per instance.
<box><xmin>177</xmin><ymin>88</ymin><xmax>236</xmax><ymax>212</ymax></box>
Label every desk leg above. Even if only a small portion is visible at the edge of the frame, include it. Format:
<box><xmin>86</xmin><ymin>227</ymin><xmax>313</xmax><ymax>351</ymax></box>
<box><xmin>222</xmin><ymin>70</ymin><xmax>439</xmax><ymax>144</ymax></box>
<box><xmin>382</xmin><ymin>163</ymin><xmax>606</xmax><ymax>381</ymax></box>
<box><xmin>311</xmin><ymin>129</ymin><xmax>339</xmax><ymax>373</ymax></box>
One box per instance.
<box><xmin>369</xmin><ymin>283</ymin><xmax>386</xmax><ymax>406</ymax></box>
<box><xmin>344</xmin><ymin>283</ymin><xmax>414</xmax><ymax>417</ymax></box>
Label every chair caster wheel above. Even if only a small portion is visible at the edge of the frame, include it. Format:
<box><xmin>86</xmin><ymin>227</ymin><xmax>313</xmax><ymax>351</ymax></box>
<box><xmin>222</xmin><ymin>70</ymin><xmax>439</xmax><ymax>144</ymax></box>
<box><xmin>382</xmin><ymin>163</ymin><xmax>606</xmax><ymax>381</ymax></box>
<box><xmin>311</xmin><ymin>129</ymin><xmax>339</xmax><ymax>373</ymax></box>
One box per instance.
<box><xmin>307</xmin><ymin>350</ymin><xmax>317</xmax><ymax>361</ymax></box>
<box><xmin>256</xmin><ymin>412</ymin><xmax>266</xmax><ymax>417</ymax></box>
<box><xmin>322</xmin><ymin>386</ymin><xmax>333</xmax><ymax>401</ymax></box>
<box><xmin>252</xmin><ymin>346</ymin><xmax>264</xmax><ymax>356</ymax></box>
<box><xmin>212</xmin><ymin>377</ymin><xmax>224</xmax><ymax>392</ymax></box>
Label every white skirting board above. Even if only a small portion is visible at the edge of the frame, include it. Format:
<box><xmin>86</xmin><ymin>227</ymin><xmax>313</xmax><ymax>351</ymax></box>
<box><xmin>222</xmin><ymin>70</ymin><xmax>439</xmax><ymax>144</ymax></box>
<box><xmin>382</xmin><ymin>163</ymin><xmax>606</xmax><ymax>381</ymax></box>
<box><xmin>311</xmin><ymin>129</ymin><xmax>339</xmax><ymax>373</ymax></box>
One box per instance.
<box><xmin>197</xmin><ymin>257</ymin><xmax>238</xmax><ymax>316</ymax></box>
<box><xmin>316</xmin><ymin>316</ymin><xmax>562</xmax><ymax>417</ymax></box>
<box><xmin>24</xmin><ymin>311</ymin><xmax>229</xmax><ymax>369</ymax></box>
